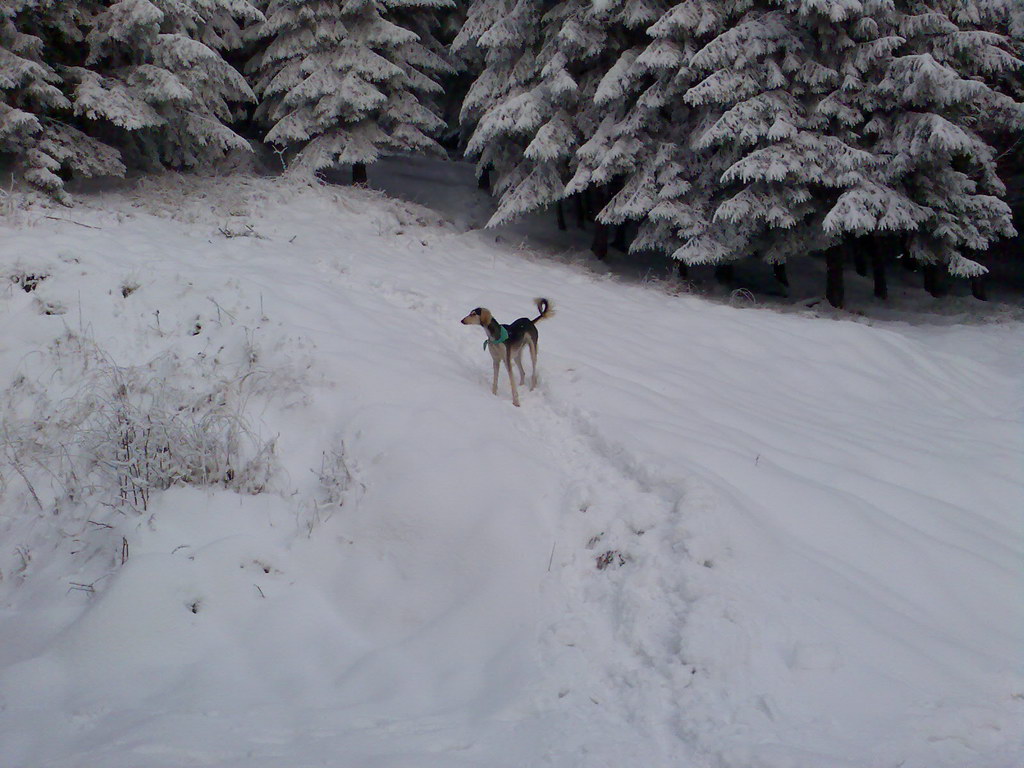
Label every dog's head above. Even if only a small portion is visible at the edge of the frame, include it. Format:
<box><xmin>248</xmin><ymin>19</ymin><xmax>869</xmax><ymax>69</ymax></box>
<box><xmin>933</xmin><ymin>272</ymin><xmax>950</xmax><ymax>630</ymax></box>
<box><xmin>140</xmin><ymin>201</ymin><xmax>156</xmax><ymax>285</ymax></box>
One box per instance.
<box><xmin>461</xmin><ymin>308</ymin><xmax>492</xmax><ymax>326</ymax></box>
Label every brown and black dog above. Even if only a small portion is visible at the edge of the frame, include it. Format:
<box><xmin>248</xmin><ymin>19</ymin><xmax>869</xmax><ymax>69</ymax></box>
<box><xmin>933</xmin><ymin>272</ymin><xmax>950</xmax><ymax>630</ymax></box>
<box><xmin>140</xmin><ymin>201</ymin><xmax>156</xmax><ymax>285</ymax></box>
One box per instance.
<box><xmin>461</xmin><ymin>298</ymin><xmax>554</xmax><ymax>407</ymax></box>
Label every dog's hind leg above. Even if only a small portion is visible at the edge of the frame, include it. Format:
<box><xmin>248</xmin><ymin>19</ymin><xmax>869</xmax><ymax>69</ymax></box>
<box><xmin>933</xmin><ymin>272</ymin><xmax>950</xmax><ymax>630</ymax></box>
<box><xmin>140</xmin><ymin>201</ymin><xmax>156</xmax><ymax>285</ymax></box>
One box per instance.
<box><xmin>529</xmin><ymin>338</ymin><xmax>539</xmax><ymax>390</ymax></box>
<box><xmin>515</xmin><ymin>347</ymin><xmax>527</xmax><ymax>385</ymax></box>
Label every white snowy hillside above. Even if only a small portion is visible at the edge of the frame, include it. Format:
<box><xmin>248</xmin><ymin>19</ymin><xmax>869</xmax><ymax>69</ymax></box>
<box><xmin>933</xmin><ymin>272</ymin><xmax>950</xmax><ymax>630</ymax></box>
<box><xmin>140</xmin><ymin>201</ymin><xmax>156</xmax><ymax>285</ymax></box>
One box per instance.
<box><xmin>0</xmin><ymin>166</ymin><xmax>1022</xmax><ymax>768</ymax></box>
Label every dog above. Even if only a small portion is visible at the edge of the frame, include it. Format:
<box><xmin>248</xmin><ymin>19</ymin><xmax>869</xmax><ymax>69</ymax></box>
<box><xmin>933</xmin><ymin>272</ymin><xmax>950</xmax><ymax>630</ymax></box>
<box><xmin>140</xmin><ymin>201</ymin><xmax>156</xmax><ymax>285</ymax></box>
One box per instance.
<box><xmin>461</xmin><ymin>298</ymin><xmax>554</xmax><ymax>407</ymax></box>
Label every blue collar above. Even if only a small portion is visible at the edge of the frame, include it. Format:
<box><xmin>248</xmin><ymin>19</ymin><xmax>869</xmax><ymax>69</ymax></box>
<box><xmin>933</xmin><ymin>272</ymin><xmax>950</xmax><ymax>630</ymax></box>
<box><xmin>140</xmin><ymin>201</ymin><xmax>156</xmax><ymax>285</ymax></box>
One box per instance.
<box><xmin>484</xmin><ymin>326</ymin><xmax>509</xmax><ymax>349</ymax></box>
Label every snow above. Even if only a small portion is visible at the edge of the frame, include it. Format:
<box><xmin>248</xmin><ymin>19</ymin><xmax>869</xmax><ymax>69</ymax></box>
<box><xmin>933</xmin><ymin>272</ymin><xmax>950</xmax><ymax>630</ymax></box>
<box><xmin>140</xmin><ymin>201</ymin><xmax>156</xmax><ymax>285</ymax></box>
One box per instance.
<box><xmin>0</xmin><ymin>163</ymin><xmax>1021</xmax><ymax>768</ymax></box>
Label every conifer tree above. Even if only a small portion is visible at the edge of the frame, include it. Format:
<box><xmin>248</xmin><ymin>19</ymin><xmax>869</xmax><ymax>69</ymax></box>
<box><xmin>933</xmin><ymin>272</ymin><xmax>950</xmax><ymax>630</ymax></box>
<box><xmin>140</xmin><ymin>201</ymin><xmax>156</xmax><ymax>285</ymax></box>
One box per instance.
<box><xmin>384</xmin><ymin>0</ymin><xmax>458</xmax><ymax>166</ymax></box>
<box><xmin>460</xmin><ymin>0</ymin><xmax>663</xmax><ymax>241</ymax></box>
<box><xmin>873</xmin><ymin>1</ymin><xmax>1021</xmax><ymax>281</ymax></box>
<box><xmin>1</xmin><ymin>2</ymin><xmax>70</xmax><ymax>191</ymax></box>
<box><xmin>581</xmin><ymin>1</ymin><xmax>704</xmax><ymax>266</ymax></box>
<box><xmin>677</xmin><ymin>4</ymin><xmax>882</xmax><ymax>282</ymax></box>
<box><xmin>614</xmin><ymin>1</ymin><xmax>1022</xmax><ymax>303</ymax></box>
<box><xmin>564</xmin><ymin>0</ymin><xmax>670</xmax><ymax>216</ymax></box>
<box><xmin>602</xmin><ymin>3</ymin><xmax>795</xmax><ymax>274</ymax></box>
<box><xmin>436</xmin><ymin>0</ymin><xmax>472</xmax><ymax>146</ymax></box>
<box><xmin>455</xmin><ymin>0</ymin><xmax>550</xmax><ymax>200</ymax></box>
<box><xmin>464</xmin><ymin>0</ymin><xmax>591</xmax><ymax>227</ymax></box>
<box><xmin>0</xmin><ymin>1</ymin><xmax>125</xmax><ymax>202</ymax></box>
<box><xmin>68</xmin><ymin>0</ymin><xmax>262</xmax><ymax>169</ymax></box>
<box><xmin>251</xmin><ymin>0</ymin><xmax>454</xmax><ymax>183</ymax></box>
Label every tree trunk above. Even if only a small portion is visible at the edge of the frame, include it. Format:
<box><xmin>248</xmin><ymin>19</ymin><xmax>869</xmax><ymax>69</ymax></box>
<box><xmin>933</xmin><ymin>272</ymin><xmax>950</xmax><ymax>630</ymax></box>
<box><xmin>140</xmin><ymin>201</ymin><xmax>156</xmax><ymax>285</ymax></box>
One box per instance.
<box><xmin>352</xmin><ymin>162</ymin><xmax>368</xmax><ymax>185</ymax></box>
<box><xmin>591</xmin><ymin>221</ymin><xmax>609</xmax><ymax>260</ymax></box>
<box><xmin>826</xmin><ymin>248</ymin><xmax>844</xmax><ymax>308</ymax></box>
<box><xmin>971</xmin><ymin>276</ymin><xmax>987</xmax><ymax>301</ymax></box>
<box><xmin>922</xmin><ymin>264</ymin><xmax>943</xmax><ymax>297</ymax></box>
<box><xmin>608</xmin><ymin>178</ymin><xmax>626</xmax><ymax>252</ymax></box>
<box><xmin>555</xmin><ymin>200</ymin><xmax>566</xmax><ymax>231</ymax></box>
<box><xmin>853</xmin><ymin>246</ymin><xmax>868</xmax><ymax>277</ymax></box>
<box><xmin>870</xmin><ymin>239</ymin><xmax>887</xmax><ymax>300</ymax></box>
<box><xmin>612</xmin><ymin>223</ymin><xmax>627</xmax><ymax>252</ymax></box>
<box><xmin>677</xmin><ymin>260</ymin><xmax>689</xmax><ymax>280</ymax></box>
<box><xmin>478</xmin><ymin>165</ymin><xmax>490</xmax><ymax>191</ymax></box>
<box><xmin>569</xmin><ymin>193</ymin><xmax>585</xmax><ymax>227</ymax></box>
<box><xmin>773</xmin><ymin>263</ymin><xmax>789</xmax><ymax>287</ymax></box>
<box><xmin>583</xmin><ymin>189</ymin><xmax>595</xmax><ymax>223</ymax></box>
<box><xmin>714</xmin><ymin>264</ymin><xmax>734</xmax><ymax>285</ymax></box>
<box><xmin>590</xmin><ymin>188</ymin><xmax>609</xmax><ymax>260</ymax></box>
<box><xmin>574</xmin><ymin>193</ymin><xmax>586</xmax><ymax>229</ymax></box>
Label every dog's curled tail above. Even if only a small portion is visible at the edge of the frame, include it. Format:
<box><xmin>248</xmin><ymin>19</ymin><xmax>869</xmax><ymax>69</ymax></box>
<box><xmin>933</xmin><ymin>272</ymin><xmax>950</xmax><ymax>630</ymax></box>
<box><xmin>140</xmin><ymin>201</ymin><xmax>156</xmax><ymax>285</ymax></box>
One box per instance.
<box><xmin>533</xmin><ymin>297</ymin><xmax>554</xmax><ymax>323</ymax></box>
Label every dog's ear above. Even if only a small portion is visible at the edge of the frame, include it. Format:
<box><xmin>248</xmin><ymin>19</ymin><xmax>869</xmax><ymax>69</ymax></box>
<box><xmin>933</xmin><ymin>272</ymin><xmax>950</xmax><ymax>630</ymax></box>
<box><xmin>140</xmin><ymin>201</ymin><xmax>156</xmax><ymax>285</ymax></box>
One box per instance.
<box><xmin>479</xmin><ymin>308</ymin><xmax>492</xmax><ymax>325</ymax></box>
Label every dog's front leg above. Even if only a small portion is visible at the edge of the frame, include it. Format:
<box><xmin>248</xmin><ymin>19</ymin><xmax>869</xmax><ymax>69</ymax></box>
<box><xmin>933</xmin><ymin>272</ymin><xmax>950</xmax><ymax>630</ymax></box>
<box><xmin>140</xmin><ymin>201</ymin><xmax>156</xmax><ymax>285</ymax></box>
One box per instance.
<box><xmin>491</xmin><ymin>355</ymin><xmax>500</xmax><ymax>396</ymax></box>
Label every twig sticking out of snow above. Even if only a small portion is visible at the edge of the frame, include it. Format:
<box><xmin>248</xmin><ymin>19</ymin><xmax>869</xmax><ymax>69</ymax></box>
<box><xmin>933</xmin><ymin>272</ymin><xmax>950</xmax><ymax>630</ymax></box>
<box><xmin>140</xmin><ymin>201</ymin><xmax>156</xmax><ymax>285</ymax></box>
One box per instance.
<box><xmin>44</xmin><ymin>216</ymin><xmax>101</xmax><ymax>230</ymax></box>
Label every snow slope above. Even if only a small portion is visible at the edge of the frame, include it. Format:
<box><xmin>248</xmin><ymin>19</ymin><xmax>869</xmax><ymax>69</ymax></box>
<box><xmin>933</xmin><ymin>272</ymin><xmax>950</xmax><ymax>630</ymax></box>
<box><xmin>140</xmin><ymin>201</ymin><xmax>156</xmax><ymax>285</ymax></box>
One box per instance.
<box><xmin>0</xmin><ymin>171</ymin><xmax>1021</xmax><ymax>768</ymax></box>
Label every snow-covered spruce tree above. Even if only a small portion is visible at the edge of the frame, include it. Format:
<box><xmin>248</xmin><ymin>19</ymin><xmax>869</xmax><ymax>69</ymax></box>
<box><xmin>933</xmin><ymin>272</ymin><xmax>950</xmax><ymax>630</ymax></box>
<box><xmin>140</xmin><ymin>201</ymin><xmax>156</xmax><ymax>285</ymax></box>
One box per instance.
<box><xmin>459</xmin><ymin>0</ymin><xmax>607</xmax><ymax>232</ymax></box>
<box><xmin>455</xmin><ymin>0</ymin><xmax>543</xmax><ymax>193</ymax></box>
<box><xmin>605</xmin><ymin>1</ymin><xmax>1021</xmax><ymax>305</ymax></box>
<box><xmin>559</xmin><ymin>1</ymin><xmax>672</xmax><ymax>240</ymax></box>
<box><xmin>0</xmin><ymin>2</ymin><xmax>71</xmax><ymax>193</ymax></box>
<box><xmin>250</xmin><ymin>0</ymin><xmax>454</xmax><ymax>184</ymax></box>
<box><xmin>578</xmin><ymin>1</ymin><xmax>710</xmax><ymax>273</ymax></box>
<box><xmin>979</xmin><ymin>0</ymin><xmax>1024</xmax><ymax>101</ymax></box>
<box><xmin>639</xmin><ymin>2</ymin><xmax>892</xmax><ymax>305</ymax></box>
<box><xmin>462</xmin><ymin>1</ymin><xmax>592</xmax><ymax>229</ymax></box>
<box><xmin>539</xmin><ymin>0</ymin><xmax>669</xmax><ymax>260</ymax></box>
<box><xmin>601</xmin><ymin>3</ymin><xmax>783</xmax><ymax>279</ymax></box>
<box><xmin>68</xmin><ymin>0</ymin><xmax>262</xmax><ymax>170</ymax></box>
<box><xmin>822</xmin><ymin>0</ymin><xmax>1024</xmax><ymax>298</ymax></box>
<box><xmin>771</xmin><ymin>0</ymin><xmax>920</xmax><ymax>305</ymax></box>
<box><xmin>996</xmin><ymin>2</ymin><xmax>1024</xmax><ymax>275</ymax></box>
<box><xmin>436</xmin><ymin>0</ymin><xmax>472</xmax><ymax>148</ymax></box>
<box><xmin>460</xmin><ymin>0</ymin><xmax>664</xmax><ymax>257</ymax></box>
<box><xmin>0</xmin><ymin>1</ymin><xmax>125</xmax><ymax>202</ymax></box>
<box><xmin>394</xmin><ymin>0</ymin><xmax>461</xmax><ymax>132</ymax></box>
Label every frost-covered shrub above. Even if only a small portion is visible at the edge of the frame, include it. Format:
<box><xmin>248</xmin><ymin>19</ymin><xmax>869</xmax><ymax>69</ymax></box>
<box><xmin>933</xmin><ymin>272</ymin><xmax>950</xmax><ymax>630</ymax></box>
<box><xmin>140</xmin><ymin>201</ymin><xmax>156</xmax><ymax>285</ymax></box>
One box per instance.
<box><xmin>1</xmin><ymin>335</ymin><xmax>280</xmax><ymax>515</ymax></box>
<box><xmin>77</xmin><ymin>362</ymin><xmax>279</xmax><ymax>510</ymax></box>
<box><xmin>298</xmin><ymin>437</ymin><xmax>354</xmax><ymax>535</ymax></box>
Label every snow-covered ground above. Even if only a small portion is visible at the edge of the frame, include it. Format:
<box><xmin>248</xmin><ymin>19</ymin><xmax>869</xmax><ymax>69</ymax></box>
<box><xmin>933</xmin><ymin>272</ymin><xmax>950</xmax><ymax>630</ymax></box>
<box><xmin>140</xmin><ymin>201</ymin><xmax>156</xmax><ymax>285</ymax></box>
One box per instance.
<box><xmin>0</xmin><ymin>166</ymin><xmax>1021</xmax><ymax>768</ymax></box>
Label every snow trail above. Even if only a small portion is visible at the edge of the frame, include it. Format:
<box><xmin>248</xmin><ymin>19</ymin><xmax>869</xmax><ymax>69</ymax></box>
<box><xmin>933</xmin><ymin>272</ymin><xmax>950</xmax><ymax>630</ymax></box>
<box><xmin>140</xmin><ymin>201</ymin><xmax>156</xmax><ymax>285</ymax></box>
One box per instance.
<box><xmin>313</xmin><ymin>229</ymin><xmax>710</xmax><ymax>763</ymax></box>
